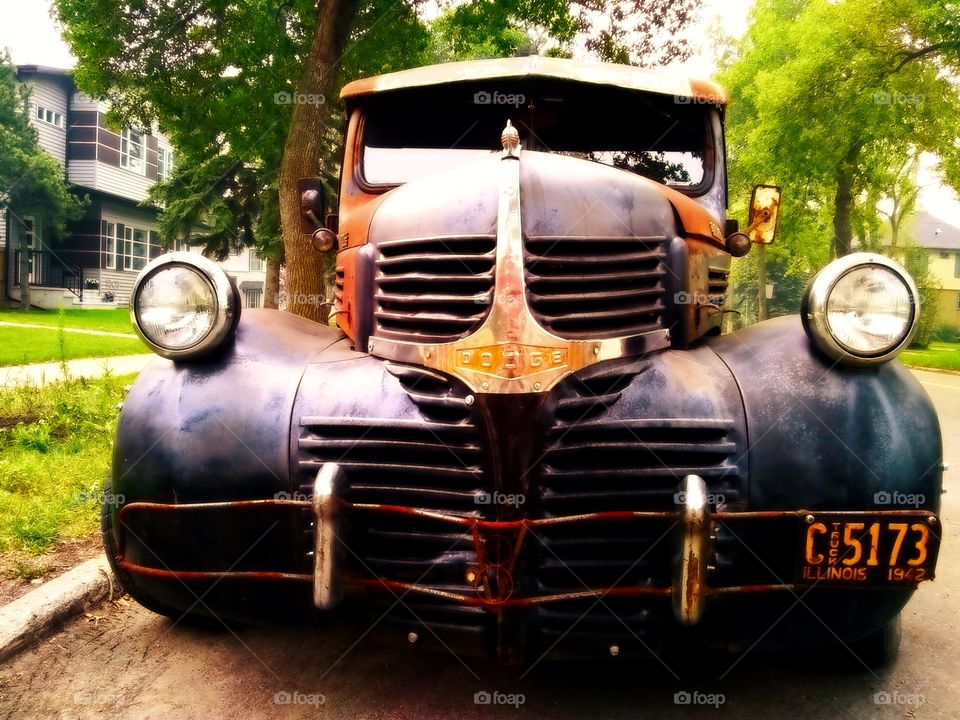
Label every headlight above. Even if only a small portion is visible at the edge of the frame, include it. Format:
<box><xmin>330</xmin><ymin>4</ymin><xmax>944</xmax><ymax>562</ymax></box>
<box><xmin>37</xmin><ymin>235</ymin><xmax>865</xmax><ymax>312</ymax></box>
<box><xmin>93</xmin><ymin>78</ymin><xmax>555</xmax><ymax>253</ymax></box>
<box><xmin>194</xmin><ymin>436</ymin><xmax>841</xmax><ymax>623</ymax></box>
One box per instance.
<box><xmin>802</xmin><ymin>253</ymin><xmax>918</xmax><ymax>367</ymax></box>
<box><xmin>130</xmin><ymin>252</ymin><xmax>240</xmax><ymax>361</ymax></box>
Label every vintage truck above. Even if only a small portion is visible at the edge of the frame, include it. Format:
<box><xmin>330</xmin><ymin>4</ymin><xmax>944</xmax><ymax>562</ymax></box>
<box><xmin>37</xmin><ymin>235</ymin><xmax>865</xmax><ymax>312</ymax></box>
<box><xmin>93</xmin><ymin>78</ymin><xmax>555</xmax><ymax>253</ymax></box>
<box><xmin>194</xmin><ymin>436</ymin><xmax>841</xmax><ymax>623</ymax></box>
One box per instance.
<box><xmin>107</xmin><ymin>56</ymin><xmax>942</xmax><ymax>667</ymax></box>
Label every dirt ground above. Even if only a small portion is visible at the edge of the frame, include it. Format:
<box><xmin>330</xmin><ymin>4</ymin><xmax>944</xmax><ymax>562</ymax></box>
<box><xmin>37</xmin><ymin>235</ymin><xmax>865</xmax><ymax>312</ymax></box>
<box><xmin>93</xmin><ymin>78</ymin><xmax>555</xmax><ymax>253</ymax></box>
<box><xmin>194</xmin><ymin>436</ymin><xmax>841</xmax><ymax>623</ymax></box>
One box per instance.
<box><xmin>0</xmin><ymin>534</ymin><xmax>101</xmax><ymax>606</ymax></box>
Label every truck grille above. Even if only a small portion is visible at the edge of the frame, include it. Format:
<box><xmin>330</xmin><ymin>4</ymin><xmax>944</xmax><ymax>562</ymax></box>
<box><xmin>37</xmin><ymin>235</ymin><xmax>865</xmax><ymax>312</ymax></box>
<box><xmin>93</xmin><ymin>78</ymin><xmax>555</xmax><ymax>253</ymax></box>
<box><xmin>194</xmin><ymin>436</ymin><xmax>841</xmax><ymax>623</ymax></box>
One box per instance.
<box><xmin>373</xmin><ymin>234</ymin><xmax>497</xmax><ymax>343</ymax></box>
<box><xmin>524</xmin><ymin>235</ymin><xmax>668</xmax><ymax>339</ymax></box>
<box><xmin>297</xmin><ymin>366</ymin><xmax>492</xmax><ymax>628</ymax></box>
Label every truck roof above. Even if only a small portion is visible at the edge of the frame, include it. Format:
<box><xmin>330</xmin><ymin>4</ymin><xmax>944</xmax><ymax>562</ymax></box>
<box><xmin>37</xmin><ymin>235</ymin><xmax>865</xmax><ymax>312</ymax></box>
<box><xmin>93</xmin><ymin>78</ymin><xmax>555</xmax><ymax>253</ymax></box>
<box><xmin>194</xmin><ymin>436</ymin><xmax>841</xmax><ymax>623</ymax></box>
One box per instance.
<box><xmin>340</xmin><ymin>55</ymin><xmax>728</xmax><ymax>106</ymax></box>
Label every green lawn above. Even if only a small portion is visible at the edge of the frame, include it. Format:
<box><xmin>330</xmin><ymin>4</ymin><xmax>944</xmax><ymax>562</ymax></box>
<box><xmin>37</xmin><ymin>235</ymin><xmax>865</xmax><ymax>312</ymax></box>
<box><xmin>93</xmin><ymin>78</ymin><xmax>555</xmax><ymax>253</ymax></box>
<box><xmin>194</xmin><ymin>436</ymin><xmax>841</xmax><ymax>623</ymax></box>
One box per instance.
<box><xmin>0</xmin><ymin>326</ymin><xmax>146</xmax><ymax>366</ymax></box>
<box><xmin>901</xmin><ymin>341</ymin><xmax>960</xmax><ymax>372</ymax></box>
<box><xmin>0</xmin><ymin>374</ymin><xmax>134</xmax><ymax>557</ymax></box>
<box><xmin>0</xmin><ymin>308</ymin><xmax>133</xmax><ymax>334</ymax></box>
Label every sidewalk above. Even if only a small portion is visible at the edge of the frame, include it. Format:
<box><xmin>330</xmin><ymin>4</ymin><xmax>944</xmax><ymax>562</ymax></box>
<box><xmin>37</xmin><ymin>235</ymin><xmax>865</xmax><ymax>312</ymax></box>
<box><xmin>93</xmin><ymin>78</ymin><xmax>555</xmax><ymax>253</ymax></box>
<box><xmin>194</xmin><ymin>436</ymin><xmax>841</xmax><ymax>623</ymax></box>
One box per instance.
<box><xmin>0</xmin><ymin>354</ymin><xmax>155</xmax><ymax>387</ymax></box>
<box><xmin>0</xmin><ymin>321</ymin><xmax>137</xmax><ymax>339</ymax></box>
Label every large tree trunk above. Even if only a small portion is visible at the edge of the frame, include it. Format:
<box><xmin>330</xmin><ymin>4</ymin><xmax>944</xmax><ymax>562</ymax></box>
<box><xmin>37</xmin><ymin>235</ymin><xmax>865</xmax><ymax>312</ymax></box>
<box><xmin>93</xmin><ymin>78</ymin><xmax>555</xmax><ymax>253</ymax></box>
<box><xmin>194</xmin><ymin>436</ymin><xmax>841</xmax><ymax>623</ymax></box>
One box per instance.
<box><xmin>278</xmin><ymin>0</ymin><xmax>359</xmax><ymax>322</ymax></box>
<box><xmin>263</xmin><ymin>256</ymin><xmax>280</xmax><ymax>309</ymax></box>
<box><xmin>832</xmin><ymin>145</ymin><xmax>860</xmax><ymax>258</ymax></box>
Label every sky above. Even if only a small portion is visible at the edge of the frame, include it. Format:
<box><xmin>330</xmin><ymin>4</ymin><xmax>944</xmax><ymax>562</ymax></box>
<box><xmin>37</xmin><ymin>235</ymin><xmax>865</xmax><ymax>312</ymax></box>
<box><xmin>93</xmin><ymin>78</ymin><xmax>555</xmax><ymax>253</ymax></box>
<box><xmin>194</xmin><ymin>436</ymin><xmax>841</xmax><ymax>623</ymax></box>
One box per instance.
<box><xmin>2</xmin><ymin>0</ymin><xmax>959</xmax><ymax>224</ymax></box>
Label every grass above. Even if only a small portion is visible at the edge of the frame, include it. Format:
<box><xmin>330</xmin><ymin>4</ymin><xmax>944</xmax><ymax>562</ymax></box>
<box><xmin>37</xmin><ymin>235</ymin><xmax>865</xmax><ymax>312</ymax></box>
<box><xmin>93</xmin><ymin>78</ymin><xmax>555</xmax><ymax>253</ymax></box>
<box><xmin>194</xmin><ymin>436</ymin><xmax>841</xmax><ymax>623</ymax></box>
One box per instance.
<box><xmin>0</xmin><ymin>308</ymin><xmax>133</xmax><ymax>334</ymax></box>
<box><xmin>901</xmin><ymin>341</ymin><xmax>960</xmax><ymax>372</ymax></box>
<box><xmin>0</xmin><ymin>326</ymin><xmax>146</xmax><ymax>366</ymax></box>
<box><xmin>0</xmin><ymin>373</ymin><xmax>135</xmax><ymax>557</ymax></box>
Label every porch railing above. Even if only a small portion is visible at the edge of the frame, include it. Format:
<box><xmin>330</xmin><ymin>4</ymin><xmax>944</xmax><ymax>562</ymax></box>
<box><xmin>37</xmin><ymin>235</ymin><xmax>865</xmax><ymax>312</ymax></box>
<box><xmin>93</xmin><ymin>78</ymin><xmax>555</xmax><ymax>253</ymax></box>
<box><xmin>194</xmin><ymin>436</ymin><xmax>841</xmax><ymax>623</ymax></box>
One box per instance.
<box><xmin>12</xmin><ymin>250</ymin><xmax>84</xmax><ymax>301</ymax></box>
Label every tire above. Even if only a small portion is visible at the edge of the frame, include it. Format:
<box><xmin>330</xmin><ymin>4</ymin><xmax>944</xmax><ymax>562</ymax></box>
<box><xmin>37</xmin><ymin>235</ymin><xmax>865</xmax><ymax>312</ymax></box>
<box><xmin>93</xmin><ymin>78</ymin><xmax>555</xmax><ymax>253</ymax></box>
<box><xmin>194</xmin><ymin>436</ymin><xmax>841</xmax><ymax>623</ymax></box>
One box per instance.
<box><xmin>849</xmin><ymin>613</ymin><xmax>902</xmax><ymax>670</ymax></box>
<box><xmin>101</xmin><ymin>477</ymin><xmax>183</xmax><ymax>619</ymax></box>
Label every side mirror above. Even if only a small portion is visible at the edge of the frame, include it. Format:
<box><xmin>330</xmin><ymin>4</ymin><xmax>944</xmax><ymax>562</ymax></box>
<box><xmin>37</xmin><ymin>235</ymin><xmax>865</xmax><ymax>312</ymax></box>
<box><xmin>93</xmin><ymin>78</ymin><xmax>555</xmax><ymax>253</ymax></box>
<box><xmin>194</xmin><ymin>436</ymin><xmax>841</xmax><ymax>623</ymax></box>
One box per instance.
<box><xmin>298</xmin><ymin>178</ymin><xmax>326</xmax><ymax>234</ymax></box>
<box><xmin>748</xmin><ymin>184</ymin><xmax>782</xmax><ymax>245</ymax></box>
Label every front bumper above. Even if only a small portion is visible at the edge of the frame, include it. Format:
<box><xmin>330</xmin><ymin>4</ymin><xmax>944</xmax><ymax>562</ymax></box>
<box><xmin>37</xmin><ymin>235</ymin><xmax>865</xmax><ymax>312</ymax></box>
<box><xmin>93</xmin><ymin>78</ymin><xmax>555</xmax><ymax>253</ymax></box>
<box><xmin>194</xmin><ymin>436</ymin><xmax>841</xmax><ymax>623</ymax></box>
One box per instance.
<box><xmin>113</xmin><ymin>468</ymin><xmax>941</xmax><ymax>626</ymax></box>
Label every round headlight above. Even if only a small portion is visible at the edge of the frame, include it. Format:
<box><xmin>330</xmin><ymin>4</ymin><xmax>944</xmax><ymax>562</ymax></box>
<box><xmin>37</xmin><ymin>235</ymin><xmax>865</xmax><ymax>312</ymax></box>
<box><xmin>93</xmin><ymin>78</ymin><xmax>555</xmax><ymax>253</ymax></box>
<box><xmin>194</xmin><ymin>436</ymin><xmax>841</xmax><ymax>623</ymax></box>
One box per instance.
<box><xmin>802</xmin><ymin>253</ymin><xmax>918</xmax><ymax>367</ymax></box>
<box><xmin>131</xmin><ymin>253</ymin><xmax>240</xmax><ymax>360</ymax></box>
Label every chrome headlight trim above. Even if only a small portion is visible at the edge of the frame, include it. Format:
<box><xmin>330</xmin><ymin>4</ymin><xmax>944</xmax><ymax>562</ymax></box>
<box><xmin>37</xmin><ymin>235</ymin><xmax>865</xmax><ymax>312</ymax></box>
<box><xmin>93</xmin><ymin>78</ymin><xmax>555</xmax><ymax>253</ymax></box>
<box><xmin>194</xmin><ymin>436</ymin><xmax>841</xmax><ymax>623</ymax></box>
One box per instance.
<box><xmin>130</xmin><ymin>252</ymin><xmax>240</xmax><ymax>361</ymax></box>
<box><xmin>802</xmin><ymin>252</ymin><xmax>918</xmax><ymax>367</ymax></box>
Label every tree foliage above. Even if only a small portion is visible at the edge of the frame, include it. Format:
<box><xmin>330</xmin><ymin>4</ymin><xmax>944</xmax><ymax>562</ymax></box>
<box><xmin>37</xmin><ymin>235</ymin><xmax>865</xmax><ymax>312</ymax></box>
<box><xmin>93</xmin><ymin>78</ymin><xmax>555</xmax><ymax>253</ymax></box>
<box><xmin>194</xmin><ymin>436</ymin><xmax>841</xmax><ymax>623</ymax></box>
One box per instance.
<box><xmin>55</xmin><ymin>0</ymin><xmax>703</xmax><ymax>320</ymax></box>
<box><xmin>720</xmin><ymin>0</ymin><xmax>960</xmax><ymax>327</ymax></box>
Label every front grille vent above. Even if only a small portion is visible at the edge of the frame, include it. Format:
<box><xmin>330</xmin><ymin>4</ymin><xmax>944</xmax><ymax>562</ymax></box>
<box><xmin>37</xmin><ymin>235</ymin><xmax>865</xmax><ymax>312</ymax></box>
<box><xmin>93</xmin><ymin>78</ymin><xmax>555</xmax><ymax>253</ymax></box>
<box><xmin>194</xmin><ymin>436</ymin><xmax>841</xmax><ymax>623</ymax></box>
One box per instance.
<box><xmin>373</xmin><ymin>234</ymin><xmax>496</xmax><ymax>343</ymax></box>
<box><xmin>524</xmin><ymin>235</ymin><xmax>668</xmax><ymax>339</ymax></box>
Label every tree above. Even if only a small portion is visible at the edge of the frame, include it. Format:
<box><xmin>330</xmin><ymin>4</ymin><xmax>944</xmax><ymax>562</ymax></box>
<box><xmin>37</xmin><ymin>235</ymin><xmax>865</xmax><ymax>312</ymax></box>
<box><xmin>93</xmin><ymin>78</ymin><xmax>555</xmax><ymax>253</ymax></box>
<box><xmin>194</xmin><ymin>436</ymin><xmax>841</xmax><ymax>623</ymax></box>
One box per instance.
<box><xmin>720</xmin><ymin>0</ymin><xmax>960</xmax><ymax>321</ymax></box>
<box><xmin>56</xmin><ymin>0</ymin><xmax>703</xmax><ymax>321</ymax></box>
<box><xmin>0</xmin><ymin>52</ymin><xmax>86</xmax><ymax>311</ymax></box>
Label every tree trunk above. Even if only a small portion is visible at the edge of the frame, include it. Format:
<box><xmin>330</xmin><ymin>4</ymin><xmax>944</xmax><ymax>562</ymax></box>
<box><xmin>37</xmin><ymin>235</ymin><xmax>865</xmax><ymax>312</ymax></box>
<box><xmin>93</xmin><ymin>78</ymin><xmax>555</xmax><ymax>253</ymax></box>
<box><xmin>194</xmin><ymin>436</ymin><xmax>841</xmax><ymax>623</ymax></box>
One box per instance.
<box><xmin>263</xmin><ymin>256</ymin><xmax>280</xmax><ymax>309</ymax></box>
<box><xmin>832</xmin><ymin>145</ymin><xmax>860</xmax><ymax>258</ymax></box>
<box><xmin>277</xmin><ymin>0</ymin><xmax>359</xmax><ymax>322</ymax></box>
<box><xmin>18</xmin><ymin>235</ymin><xmax>30</xmax><ymax>312</ymax></box>
<box><xmin>756</xmin><ymin>243</ymin><xmax>768</xmax><ymax>322</ymax></box>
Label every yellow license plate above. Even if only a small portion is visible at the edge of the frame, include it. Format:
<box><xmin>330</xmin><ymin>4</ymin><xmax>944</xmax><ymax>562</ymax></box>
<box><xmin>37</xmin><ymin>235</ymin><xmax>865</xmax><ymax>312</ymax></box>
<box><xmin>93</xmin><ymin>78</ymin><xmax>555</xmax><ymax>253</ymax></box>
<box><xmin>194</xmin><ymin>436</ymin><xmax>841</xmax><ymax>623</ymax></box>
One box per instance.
<box><xmin>798</xmin><ymin>514</ymin><xmax>941</xmax><ymax>584</ymax></box>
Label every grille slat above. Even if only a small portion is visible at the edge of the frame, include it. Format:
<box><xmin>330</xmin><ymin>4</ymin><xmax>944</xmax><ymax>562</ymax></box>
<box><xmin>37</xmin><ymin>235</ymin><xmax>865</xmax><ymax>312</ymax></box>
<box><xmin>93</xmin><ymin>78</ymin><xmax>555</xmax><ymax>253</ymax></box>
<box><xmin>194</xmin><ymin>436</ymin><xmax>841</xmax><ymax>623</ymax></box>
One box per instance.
<box><xmin>525</xmin><ymin>235</ymin><xmax>668</xmax><ymax>339</ymax></box>
<box><xmin>373</xmin><ymin>234</ymin><xmax>496</xmax><ymax>343</ymax></box>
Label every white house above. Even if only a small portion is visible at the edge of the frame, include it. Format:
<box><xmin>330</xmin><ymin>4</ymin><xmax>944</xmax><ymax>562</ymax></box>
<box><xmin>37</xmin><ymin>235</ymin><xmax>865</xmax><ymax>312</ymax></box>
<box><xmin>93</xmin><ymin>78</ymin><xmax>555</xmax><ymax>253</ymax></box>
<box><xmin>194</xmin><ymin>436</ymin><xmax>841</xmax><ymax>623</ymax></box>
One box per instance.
<box><xmin>1</xmin><ymin>65</ymin><xmax>266</xmax><ymax>310</ymax></box>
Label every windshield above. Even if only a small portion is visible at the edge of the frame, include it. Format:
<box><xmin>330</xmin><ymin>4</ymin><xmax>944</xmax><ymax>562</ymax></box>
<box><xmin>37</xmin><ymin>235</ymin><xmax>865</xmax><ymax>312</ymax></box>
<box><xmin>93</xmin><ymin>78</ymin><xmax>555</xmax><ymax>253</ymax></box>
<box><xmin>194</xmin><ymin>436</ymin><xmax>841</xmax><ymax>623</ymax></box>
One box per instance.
<box><xmin>360</xmin><ymin>79</ymin><xmax>714</xmax><ymax>192</ymax></box>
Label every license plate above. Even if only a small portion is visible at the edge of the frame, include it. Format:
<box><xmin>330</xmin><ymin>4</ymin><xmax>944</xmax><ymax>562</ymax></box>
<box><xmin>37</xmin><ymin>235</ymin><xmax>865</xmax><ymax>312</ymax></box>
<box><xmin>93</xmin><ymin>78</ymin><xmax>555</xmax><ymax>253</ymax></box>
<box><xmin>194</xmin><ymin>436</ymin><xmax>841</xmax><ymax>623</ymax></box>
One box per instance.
<box><xmin>798</xmin><ymin>514</ymin><xmax>941</xmax><ymax>585</ymax></box>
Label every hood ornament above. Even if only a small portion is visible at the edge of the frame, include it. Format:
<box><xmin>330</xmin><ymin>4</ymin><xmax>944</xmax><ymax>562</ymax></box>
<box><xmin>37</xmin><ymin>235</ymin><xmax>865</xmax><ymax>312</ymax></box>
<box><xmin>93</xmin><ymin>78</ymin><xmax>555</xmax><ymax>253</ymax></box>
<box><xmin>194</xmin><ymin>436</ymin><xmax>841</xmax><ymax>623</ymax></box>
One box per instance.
<box><xmin>501</xmin><ymin>120</ymin><xmax>521</xmax><ymax>158</ymax></box>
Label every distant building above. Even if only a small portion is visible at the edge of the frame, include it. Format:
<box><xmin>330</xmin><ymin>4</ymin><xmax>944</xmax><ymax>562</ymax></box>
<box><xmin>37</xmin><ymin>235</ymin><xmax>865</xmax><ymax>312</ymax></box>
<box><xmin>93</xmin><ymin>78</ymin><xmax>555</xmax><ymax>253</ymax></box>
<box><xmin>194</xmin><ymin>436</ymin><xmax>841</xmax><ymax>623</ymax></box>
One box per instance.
<box><xmin>0</xmin><ymin>65</ymin><xmax>265</xmax><ymax>309</ymax></box>
<box><xmin>912</xmin><ymin>210</ymin><xmax>960</xmax><ymax>333</ymax></box>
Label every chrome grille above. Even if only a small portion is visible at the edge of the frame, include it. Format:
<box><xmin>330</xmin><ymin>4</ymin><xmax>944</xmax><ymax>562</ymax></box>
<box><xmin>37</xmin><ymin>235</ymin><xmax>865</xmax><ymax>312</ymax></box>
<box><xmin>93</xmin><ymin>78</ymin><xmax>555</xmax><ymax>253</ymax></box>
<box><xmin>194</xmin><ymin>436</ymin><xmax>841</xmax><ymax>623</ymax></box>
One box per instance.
<box><xmin>373</xmin><ymin>234</ymin><xmax>497</xmax><ymax>343</ymax></box>
<box><xmin>524</xmin><ymin>235</ymin><xmax>668</xmax><ymax>339</ymax></box>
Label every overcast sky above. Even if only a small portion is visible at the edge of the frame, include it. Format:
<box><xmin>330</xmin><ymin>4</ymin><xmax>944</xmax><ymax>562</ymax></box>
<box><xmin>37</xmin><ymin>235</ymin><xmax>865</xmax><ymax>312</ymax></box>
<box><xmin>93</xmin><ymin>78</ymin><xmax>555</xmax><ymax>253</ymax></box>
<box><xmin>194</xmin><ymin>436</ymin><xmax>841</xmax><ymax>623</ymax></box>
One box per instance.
<box><xmin>2</xmin><ymin>0</ymin><xmax>958</xmax><ymax>222</ymax></box>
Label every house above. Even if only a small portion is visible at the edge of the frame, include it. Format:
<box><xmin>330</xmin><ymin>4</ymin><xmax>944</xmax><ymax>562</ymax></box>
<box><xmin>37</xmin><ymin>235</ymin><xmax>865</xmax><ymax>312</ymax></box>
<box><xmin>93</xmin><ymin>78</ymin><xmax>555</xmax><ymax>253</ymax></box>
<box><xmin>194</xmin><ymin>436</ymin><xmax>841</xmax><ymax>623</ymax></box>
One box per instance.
<box><xmin>0</xmin><ymin>65</ymin><xmax>265</xmax><ymax>310</ymax></box>
<box><xmin>912</xmin><ymin>210</ymin><xmax>960</xmax><ymax>334</ymax></box>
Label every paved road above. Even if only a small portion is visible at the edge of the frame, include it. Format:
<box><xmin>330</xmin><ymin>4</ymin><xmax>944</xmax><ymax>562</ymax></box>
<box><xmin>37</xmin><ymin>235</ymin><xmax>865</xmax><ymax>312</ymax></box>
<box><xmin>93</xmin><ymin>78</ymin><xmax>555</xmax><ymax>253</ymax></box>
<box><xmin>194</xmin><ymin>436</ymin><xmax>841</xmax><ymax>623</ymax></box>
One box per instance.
<box><xmin>0</xmin><ymin>368</ymin><xmax>956</xmax><ymax>720</ymax></box>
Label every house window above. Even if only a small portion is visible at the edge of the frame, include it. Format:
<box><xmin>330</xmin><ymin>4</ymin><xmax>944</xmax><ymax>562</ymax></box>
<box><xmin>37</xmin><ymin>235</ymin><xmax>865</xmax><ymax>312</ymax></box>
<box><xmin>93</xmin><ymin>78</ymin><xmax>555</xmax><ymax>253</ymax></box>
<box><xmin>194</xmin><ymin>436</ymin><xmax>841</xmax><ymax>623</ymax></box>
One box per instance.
<box><xmin>244</xmin><ymin>288</ymin><xmax>262</xmax><ymax>308</ymax></box>
<box><xmin>249</xmin><ymin>250</ymin><xmax>263</xmax><ymax>272</ymax></box>
<box><xmin>939</xmin><ymin>251</ymin><xmax>950</xmax><ymax>259</ymax></box>
<box><xmin>123</xmin><ymin>227</ymin><xmax>150</xmax><ymax>271</ymax></box>
<box><xmin>35</xmin><ymin>105</ymin><xmax>63</xmax><ymax>128</ymax></box>
<box><xmin>157</xmin><ymin>147</ymin><xmax>173</xmax><ymax>181</ymax></box>
<box><xmin>101</xmin><ymin>221</ymin><xmax>118</xmax><ymax>269</ymax></box>
<box><xmin>120</xmin><ymin>127</ymin><xmax>146</xmax><ymax>174</ymax></box>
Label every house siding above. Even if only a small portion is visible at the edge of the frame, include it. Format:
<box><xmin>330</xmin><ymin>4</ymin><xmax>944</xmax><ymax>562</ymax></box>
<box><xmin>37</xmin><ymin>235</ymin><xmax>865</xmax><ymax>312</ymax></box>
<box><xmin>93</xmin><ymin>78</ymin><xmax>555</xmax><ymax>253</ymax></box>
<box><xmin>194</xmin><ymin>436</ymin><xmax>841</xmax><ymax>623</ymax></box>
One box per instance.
<box><xmin>25</xmin><ymin>76</ymin><xmax>69</xmax><ymax>165</ymax></box>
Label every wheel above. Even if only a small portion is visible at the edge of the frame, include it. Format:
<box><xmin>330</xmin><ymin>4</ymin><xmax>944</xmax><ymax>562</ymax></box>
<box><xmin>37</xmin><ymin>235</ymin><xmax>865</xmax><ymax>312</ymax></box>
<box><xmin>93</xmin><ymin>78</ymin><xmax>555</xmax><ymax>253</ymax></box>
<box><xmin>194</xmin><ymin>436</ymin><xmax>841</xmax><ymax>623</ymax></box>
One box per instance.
<box><xmin>101</xmin><ymin>477</ymin><xmax>183</xmax><ymax>619</ymax></box>
<box><xmin>849</xmin><ymin>613</ymin><xmax>902</xmax><ymax>669</ymax></box>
